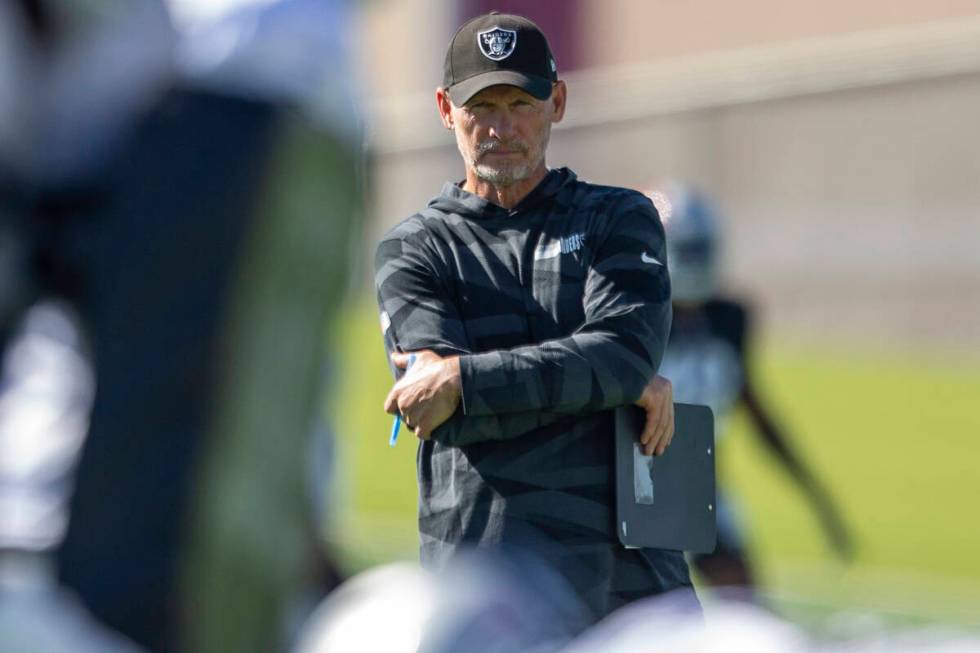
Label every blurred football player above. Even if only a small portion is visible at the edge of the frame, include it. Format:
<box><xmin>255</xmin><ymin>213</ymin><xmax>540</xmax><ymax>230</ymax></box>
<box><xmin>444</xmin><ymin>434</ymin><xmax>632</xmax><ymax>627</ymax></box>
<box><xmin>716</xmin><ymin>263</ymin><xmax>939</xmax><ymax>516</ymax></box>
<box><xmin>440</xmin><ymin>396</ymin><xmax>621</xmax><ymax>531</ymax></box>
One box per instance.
<box><xmin>644</xmin><ymin>180</ymin><xmax>854</xmax><ymax>596</ymax></box>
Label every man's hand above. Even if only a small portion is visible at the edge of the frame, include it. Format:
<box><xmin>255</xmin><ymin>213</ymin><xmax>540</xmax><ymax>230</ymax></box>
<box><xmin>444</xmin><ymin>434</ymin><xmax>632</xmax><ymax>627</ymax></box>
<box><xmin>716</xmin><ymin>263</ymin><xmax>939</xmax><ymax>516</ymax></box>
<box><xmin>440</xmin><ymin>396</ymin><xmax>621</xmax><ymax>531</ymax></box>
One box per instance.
<box><xmin>635</xmin><ymin>375</ymin><xmax>674</xmax><ymax>456</ymax></box>
<box><xmin>384</xmin><ymin>350</ymin><xmax>461</xmax><ymax>440</ymax></box>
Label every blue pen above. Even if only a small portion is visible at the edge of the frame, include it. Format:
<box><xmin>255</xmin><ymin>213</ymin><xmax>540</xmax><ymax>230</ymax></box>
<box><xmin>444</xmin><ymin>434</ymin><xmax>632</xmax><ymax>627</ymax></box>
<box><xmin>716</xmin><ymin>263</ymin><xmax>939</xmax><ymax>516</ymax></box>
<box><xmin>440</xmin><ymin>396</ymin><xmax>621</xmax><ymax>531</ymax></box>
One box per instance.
<box><xmin>389</xmin><ymin>353</ymin><xmax>417</xmax><ymax>447</ymax></box>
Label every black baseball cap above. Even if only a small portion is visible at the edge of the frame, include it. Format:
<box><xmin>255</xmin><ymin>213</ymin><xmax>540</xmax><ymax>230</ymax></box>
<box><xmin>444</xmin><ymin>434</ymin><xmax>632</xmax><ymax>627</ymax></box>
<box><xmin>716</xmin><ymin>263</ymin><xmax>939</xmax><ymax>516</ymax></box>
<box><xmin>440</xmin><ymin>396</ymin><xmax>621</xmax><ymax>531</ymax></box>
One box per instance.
<box><xmin>443</xmin><ymin>12</ymin><xmax>558</xmax><ymax>106</ymax></box>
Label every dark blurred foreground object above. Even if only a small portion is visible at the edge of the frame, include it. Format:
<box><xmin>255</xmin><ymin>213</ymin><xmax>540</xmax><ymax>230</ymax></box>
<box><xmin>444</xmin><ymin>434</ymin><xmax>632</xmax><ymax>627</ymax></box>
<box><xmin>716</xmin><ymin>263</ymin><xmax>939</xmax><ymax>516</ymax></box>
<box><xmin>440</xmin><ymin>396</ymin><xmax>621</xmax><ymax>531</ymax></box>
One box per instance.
<box><xmin>645</xmin><ymin>180</ymin><xmax>854</xmax><ymax>598</ymax></box>
<box><xmin>0</xmin><ymin>0</ymin><xmax>361</xmax><ymax>651</ymax></box>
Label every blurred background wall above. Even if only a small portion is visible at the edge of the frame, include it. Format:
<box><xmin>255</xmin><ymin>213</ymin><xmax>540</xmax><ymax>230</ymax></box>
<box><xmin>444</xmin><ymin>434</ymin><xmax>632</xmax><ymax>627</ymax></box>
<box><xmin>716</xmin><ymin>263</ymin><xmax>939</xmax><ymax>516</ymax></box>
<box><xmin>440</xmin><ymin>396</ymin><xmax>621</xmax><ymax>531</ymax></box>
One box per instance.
<box><xmin>360</xmin><ymin>0</ymin><xmax>980</xmax><ymax>349</ymax></box>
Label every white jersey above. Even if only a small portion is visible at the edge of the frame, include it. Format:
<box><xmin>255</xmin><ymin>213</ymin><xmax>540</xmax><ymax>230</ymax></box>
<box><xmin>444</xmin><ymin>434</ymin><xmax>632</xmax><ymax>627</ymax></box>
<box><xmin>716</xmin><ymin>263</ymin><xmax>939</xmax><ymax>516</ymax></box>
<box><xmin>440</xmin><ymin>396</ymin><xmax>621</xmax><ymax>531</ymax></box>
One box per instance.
<box><xmin>660</xmin><ymin>334</ymin><xmax>742</xmax><ymax>439</ymax></box>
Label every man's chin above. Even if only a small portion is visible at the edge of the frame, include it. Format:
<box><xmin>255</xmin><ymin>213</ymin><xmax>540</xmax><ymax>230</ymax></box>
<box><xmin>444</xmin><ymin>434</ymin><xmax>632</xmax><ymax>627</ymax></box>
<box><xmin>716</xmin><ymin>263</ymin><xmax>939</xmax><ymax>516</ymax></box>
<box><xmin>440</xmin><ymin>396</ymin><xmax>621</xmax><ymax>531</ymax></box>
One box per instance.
<box><xmin>474</xmin><ymin>164</ymin><xmax>530</xmax><ymax>187</ymax></box>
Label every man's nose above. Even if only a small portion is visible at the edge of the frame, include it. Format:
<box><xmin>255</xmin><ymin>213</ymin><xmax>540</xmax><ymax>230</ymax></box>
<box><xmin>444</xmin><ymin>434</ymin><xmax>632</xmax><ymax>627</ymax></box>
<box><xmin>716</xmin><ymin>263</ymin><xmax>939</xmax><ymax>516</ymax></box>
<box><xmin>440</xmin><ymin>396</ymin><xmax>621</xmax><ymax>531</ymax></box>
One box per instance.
<box><xmin>487</xmin><ymin>113</ymin><xmax>514</xmax><ymax>140</ymax></box>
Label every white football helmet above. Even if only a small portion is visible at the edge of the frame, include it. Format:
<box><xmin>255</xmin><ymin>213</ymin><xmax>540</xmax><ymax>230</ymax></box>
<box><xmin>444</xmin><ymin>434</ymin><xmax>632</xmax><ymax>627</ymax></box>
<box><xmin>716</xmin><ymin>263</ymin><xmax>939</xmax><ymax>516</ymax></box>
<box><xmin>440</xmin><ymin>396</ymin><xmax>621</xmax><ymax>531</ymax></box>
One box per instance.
<box><xmin>644</xmin><ymin>180</ymin><xmax>722</xmax><ymax>304</ymax></box>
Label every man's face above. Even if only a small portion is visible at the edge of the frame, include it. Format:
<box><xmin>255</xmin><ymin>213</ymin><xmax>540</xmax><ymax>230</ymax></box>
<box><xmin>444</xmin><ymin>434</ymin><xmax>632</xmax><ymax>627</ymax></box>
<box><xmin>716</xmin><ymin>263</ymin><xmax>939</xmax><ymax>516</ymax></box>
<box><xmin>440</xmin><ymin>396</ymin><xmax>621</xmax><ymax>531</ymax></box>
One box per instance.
<box><xmin>441</xmin><ymin>83</ymin><xmax>565</xmax><ymax>187</ymax></box>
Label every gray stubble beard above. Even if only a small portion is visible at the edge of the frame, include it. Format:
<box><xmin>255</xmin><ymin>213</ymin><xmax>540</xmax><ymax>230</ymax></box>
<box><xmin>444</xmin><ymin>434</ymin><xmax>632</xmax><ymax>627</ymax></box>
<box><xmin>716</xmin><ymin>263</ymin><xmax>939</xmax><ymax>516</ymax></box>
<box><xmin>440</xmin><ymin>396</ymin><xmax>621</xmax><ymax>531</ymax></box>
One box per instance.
<box><xmin>456</xmin><ymin>129</ymin><xmax>550</xmax><ymax>188</ymax></box>
<box><xmin>472</xmin><ymin>161</ymin><xmax>531</xmax><ymax>187</ymax></box>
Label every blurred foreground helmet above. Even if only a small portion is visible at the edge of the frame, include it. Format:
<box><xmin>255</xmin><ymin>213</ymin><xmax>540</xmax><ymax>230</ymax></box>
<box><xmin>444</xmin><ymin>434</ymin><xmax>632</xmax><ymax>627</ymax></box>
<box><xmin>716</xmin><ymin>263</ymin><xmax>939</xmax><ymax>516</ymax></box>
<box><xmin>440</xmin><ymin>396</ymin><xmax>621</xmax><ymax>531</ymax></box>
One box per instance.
<box><xmin>644</xmin><ymin>181</ymin><xmax>722</xmax><ymax>304</ymax></box>
<box><xmin>561</xmin><ymin>593</ymin><xmax>980</xmax><ymax>653</ymax></box>
<box><xmin>296</xmin><ymin>551</ymin><xmax>589</xmax><ymax>653</ymax></box>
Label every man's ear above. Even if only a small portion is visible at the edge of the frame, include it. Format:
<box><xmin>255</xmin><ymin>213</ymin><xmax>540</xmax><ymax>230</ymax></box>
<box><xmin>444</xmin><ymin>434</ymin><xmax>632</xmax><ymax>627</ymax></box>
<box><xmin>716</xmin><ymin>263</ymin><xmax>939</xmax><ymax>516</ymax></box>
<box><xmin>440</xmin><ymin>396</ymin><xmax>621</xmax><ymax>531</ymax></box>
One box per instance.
<box><xmin>550</xmin><ymin>80</ymin><xmax>567</xmax><ymax>124</ymax></box>
<box><xmin>436</xmin><ymin>87</ymin><xmax>454</xmax><ymax>130</ymax></box>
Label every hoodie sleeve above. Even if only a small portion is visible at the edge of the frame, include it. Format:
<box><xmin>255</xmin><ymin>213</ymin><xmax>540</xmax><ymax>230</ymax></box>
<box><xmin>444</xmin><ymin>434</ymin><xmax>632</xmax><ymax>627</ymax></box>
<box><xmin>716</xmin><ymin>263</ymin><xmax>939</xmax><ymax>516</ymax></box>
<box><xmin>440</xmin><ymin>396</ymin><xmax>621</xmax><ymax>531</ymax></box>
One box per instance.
<box><xmin>375</xmin><ymin>220</ymin><xmax>567</xmax><ymax>446</ymax></box>
<box><xmin>457</xmin><ymin>192</ymin><xmax>672</xmax><ymax>417</ymax></box>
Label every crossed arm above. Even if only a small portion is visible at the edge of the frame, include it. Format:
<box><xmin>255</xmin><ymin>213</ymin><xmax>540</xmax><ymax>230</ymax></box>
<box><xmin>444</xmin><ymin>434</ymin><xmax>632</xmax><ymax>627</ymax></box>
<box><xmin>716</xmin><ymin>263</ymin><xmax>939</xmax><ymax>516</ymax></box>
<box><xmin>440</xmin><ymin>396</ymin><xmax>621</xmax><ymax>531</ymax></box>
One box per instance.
<box><xmin>376</xmin><ymin>193</ymin><xmax>675</xmax><ymax>452</ymax></box>
<box><xmin>384</xmin><ymin>349</ymin><xmax>675</xmax><ymax>455</ymax></box>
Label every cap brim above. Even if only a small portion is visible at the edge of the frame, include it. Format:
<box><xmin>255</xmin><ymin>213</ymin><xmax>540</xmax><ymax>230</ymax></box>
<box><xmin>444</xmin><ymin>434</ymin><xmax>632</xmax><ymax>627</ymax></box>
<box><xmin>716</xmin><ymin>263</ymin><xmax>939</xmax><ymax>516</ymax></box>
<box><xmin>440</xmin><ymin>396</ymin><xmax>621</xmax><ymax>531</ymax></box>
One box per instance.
<box><xmin>448</xmin><ymin>70</ymin><xmax>553</xmax><ymax>106</ymax></box>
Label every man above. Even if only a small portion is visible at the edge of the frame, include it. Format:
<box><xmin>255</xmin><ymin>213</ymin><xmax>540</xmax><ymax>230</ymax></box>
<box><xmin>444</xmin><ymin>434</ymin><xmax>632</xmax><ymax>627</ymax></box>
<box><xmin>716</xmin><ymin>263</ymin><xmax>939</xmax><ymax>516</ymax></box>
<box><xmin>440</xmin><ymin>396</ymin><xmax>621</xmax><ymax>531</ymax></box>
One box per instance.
<box><xmin>375</xmin><ymin>12</ymin><xmax>695</xmax><ymax>625</ymax></box>
<box><xmin>646</xmin><ymin>180</ymin><xmax>853</xmax><ymax>596</ymax></box>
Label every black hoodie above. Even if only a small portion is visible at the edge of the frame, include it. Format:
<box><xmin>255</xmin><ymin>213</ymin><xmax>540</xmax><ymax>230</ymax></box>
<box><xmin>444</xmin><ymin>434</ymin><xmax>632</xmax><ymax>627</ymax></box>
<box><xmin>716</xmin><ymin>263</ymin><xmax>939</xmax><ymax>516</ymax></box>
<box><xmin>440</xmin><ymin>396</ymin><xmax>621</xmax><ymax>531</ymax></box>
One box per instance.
<box><xmin>375</xmin><ymin>167</ymin><xmax>690</xmax><ymax>621</ymax></box>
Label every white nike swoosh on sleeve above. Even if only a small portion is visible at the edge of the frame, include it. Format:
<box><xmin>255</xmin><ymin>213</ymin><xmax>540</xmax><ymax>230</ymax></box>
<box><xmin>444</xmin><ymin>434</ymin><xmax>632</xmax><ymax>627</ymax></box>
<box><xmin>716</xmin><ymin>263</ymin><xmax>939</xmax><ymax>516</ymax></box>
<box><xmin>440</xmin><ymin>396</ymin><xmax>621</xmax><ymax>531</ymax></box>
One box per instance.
<box><xmin>641</xmin><ymin>252</ymin><xmax>663</xmax><ymax>265</ymax></box>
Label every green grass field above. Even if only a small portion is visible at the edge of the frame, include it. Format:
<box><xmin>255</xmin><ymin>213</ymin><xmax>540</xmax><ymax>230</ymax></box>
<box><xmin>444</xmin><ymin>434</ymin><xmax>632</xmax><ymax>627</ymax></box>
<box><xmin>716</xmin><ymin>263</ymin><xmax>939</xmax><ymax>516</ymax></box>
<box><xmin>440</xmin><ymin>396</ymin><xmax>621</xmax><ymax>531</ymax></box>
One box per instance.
<box><xmin>327</xmin><ymin>297</ymin><xmax>980</xmax><ymax>630</ymax></box>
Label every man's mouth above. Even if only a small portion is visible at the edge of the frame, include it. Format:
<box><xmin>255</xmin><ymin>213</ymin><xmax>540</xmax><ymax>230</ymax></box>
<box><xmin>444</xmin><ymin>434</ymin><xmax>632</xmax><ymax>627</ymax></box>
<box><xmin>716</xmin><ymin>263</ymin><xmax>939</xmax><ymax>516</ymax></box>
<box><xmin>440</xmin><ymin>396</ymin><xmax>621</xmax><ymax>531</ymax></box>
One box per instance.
<box><xmin>478</xmin><ymin>141</ymin><xmax>527</xmax><ymax>158</ymax></box>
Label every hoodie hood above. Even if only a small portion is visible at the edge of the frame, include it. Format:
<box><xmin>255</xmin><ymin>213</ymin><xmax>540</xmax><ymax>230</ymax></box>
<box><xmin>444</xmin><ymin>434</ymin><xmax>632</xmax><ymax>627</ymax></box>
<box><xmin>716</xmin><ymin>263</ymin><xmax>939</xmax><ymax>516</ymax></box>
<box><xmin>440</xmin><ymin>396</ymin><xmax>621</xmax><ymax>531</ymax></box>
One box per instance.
<box><xmin>426</xmin><ymin>167</ymin><xmax>577</xmax><ymax>221</ymax></box>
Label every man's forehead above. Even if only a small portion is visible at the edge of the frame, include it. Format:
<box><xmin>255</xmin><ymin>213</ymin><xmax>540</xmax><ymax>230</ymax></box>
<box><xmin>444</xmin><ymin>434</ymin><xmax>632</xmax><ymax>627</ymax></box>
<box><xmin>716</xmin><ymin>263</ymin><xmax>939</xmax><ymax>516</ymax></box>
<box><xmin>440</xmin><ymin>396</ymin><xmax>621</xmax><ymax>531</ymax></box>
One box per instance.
<box><xmin>464</xmin><ymin>84</ymin><xmax>541</xmax><ymax>105</ymax></box>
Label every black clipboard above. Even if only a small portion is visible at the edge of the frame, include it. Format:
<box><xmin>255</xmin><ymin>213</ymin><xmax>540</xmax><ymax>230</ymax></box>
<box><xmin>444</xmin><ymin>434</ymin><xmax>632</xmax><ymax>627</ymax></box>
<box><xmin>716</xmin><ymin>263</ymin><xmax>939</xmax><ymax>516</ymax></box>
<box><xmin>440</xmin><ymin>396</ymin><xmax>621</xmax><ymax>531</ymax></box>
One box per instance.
<box><xmin>614</xmin><ymin>403</ymin><xmax>716</xmax><ymax>553</ymax></box>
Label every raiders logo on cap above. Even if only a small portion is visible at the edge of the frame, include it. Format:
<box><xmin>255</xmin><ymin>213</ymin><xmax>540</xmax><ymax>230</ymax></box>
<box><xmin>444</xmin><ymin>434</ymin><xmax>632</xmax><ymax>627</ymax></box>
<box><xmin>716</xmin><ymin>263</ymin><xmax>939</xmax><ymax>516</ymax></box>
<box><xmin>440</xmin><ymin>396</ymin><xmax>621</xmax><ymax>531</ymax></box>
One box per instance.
<box><xmin>477</xmin><ymin>27</ymin><xmax>517</xmax><ymax>61</ymax></box>
<box><xmin>443</xmin><ymin>12</ymin><xmax>558</xmax><ymax>105</ymax></box>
